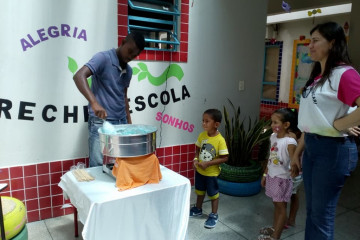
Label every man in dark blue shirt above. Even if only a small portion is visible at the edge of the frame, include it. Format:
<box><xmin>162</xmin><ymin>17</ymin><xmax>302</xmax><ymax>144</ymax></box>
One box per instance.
<box><xmin>73</xmin><ymin>32</ymin><xmax>145</xmax><ymax>167</ymax></box>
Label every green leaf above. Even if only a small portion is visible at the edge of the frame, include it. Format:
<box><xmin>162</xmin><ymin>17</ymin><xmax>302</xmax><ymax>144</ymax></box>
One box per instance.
<box><xmin>138</xmin><ymin>72</ymin><xmax>147</xmax><ymax>81</ymax></box>
<box><xmin>132</xmin><ymin>67</ymin><xmax>140</xmax><ymax>75</ymax></box>
<box><xmin>223</xmin><ymin>99</ymin><xmax>272</xmax><ymax>167</ymax></box>
<box><xmin>138</xmin><ymin>62</ymin><xmax>148</xmax><ymax>71</ymax></box>
<box><xmin>67</xmin><ymin>57</ymin><xmax>78</xmax><ymax>75</ymax></box>
<box><xmin>87</xmin><ymin>76</ymin><xmax>92</xmax><ymax>88</ymax></box>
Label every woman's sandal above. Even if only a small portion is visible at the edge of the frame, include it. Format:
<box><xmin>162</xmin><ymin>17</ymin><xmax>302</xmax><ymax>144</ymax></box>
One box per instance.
<box><xmin>259</xmin><ymin>226</ymin><xmax>275</xmax><ymax>235</ymax></box>
<box><xmin>257</xmin><ymin>234</ymin><xmax>279</xmax><ymax>240</ymax></box>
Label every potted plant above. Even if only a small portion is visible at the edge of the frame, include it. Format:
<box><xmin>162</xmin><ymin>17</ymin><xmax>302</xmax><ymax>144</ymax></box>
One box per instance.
<box><xmin>218</xmin><ymin>99</ymin><xmax>272</xmax><ymax>196</ymax></box>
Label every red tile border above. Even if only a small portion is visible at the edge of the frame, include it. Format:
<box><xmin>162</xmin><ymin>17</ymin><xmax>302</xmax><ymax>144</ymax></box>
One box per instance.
<box><xmin>27</xmin><ymin>210</ymin><xmax>40</xmax><ymax>222</ymax></box>
<box><xmin>10</xmin><ymin>178</ymin><xmax>24</xmax><ymax>191</ymax></box>
<box><xmin>37</xmin><ymin>175</ymin><xmax>50</xmax><ymax>186</ymax></box>
<box><xmin>24</xmin><ymin>165</ymin><xmax>36</xmax><ymax>177</ymax></box>
<box><xmin>38</xmin><ymin>186</ymin><xmax>51</xmax><ymax>198</ymax></box>
<box><xmin>24</xmin><ymin>176</ymin><xmax>37</xmax><ymax>189</ymax></box>
<box><xmin>173</xmin><ymin>145</ymin><xmax>181</xmax><ymax>154</ymax></box>
<box><xmin>50</xmin><ymin>172</ymin><xmax>62</xmax><ymax>185</ymax></box>
<box><xmin>118</xmin><ymin>6</ymin><xmax>128</xmax><ymax>15</ymax></box>
<box><xmin>50</xmin><ymin>161</ymin><xmax>62</xmax><ymax>173</ymax></box>
<box><xmin>51</xmin><ymin>184</ymin><xmax>63</xmax><ymax>196</ymax></box>
<box><xmin>0</xmin><ymin>168</ymin><xmax>9</xmax><ymax>180</ymax></box>
<box><xmin>62</xmin><ymin>160</ymin><xmax>74</xmax><ymax>172</ymax></box>
<box><xmin>51</xmin><ymin>195</ymin><xmax>64</xmax><ymax>207</ymax></box>
<box><xmin>164</xmin><ymin>156</ymin><xmax>172</xmax><ymax>165</ymax></box>
<box><xmin>37</xmin><ymin>162</ymin><xmax>50</xmax><ymax>175</ymax></box>
<box><xmin>26</xmin><ymin>199</ymin><xmax>39</xmax><ymax>211</ymax></box>
<box><xmin>118</xmin><ymin>14</ymin><xmax>128</xmax><ymax>26</ymax></box>
<box><xmin>165</xmin><ymin>147</ymin><xmax>172</xmax><ymax>156</ymax></box>
<box><xmin>52</xmin><ymin>206</ymin><xmax>65</xmax><ymax>218</ymax></box>
<box><xmin>25</xmin><ymin>188</ymin><xmax>38</xmax><ymax>200</ymax></box>
<box><xmin>10</xmin><ymin>166</ymin><xmax>23</xmax><ymax>178</ymax></box>
<box><xmin>11</xmin><ymin>190</ymin><xmax>25</xmax><ymax>201</ymax></box>
<box><xmin>180</xmin><ymin>154</ymin><xmax>188</xmax><ymax>163</ymax></box>
<box><xmin>40</xmin><ymin>208</ymin><xmax>52</xmax><ymax>220</ymax></box>
<box><xmin>39</xmin><ymin>197</ymin><xmax>52</xmax><ymax>209</ymax></box>
<box><xmin>156</xmin><ymin>148</ymin><xmax>165</xmax><ymax>157</ymax></box>
<box><xmin>65</xmin><ymin>207</ymin><xmax>74</xmax><ymax>215</ymax></box>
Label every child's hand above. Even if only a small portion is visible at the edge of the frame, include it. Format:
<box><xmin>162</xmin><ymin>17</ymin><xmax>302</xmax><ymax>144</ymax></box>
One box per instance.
<box><xmin>193</xmin><ymin>160</ymin><xmax>199</xmax><ymax>170</ymax></box>
<box><xmin>290</xmin><ymin>157</ymin><xmax>301</xmax><ymax>177</ymax></box>
<box><xmin>261</xmin><ymin>176</ymin><xmax>266</xmax><ymax>187</ymax></box>
<box><xmin>290</xmin><ymin>166</ymin><xmax>299</xmax><ymax>178</ymax></box>
<box><xmin>197</xmin><ymin>161</ymin><xmax>209</xmax><ymax>170</ymax></box>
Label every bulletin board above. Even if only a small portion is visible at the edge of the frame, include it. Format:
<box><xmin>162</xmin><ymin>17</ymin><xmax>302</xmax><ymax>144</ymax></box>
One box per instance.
<box><xmin>288</xmin><ymin>39</ymin><xmax>313</xmax><ymax>108</ymax></box>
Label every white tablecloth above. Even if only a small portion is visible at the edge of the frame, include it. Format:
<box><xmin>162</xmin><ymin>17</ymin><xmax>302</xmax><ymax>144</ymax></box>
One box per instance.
<box><xmin>58</xmin><ymin>166</ymin><xmax>191</xmax><ymax>240</ymax></box>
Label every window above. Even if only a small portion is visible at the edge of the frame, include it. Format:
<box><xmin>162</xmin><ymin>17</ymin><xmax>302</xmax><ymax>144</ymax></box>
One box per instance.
<box><xmin>261</xmin><ymin>41</ymin><xmax>283</xmax><ymax>103</ymax></box>
<box><xmin>128</xmin><ymin>0</ymin><xmax>180</xmax><ymax>51</ymax></box>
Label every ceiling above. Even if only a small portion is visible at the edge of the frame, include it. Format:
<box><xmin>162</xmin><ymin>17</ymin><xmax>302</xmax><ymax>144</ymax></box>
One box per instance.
<box><xmin>267</xmin><ymin>0</ymin><xmax>351</xmax><ymax>15</ymax></box>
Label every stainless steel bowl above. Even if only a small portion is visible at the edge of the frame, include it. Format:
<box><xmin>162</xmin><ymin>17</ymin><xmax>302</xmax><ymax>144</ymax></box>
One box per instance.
<box><xmin>98</xmin><ymin>124</ymin><xmax>157</xmax><ymax>158</ymax></box>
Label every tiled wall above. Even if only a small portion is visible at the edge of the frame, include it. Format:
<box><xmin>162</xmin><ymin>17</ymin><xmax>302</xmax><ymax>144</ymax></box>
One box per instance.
<box><xmin>0</xmin><ymin>144</ymin><xmax>196</xmax><ymax>223</ymax></box>
<box><xmin>117</xmin><ymin>0</ymin><xmax>189</xmax><ymax>62</ymax></box>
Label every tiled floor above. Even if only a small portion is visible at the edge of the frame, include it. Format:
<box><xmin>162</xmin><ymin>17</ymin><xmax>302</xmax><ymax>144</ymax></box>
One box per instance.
<box><xmin>27</xmin><ymin>164</ymin><xmax>360</xmax><ymax>240</ymax></box>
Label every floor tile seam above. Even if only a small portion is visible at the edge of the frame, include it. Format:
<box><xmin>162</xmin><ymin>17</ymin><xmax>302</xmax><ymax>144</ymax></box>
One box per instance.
<box><xmin>43</xmin><ymin>220</ymin><xmax>55</xmax><ymax>240</ymax></box>
<box><xmin>337</xmin><ymin>203</ymin><xmax>360</xmax><ymax>212</ymax></box>
<box><xmin>335</xmin><ymin>207</ymin><xmax>354</xmax><ymax>217</ymax></box>
<box><xmin>215</xmin><ymin>220</ymin><xmax>250</xmax><ymax>240</ymax></box>
<box><xmin>336</xmin><ymin>208</ymin><xmax>360</xmax><ymax>219</ymax></box>
<box><xmin>192</xmin><ymin>207</ymin><xmax>249</xmax><ymax>239</ymax></box>
<box><xmin>282</xmin><ymin>229</ymin><xmax>305</xmax><ymax>239</ymax></box>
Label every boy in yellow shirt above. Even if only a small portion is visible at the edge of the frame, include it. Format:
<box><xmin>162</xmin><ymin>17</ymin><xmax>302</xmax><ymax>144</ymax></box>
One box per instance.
<box><xmin>190</xmin><ymin>109</ymin><xmax>229</xmax><ymax>229</ymax></box>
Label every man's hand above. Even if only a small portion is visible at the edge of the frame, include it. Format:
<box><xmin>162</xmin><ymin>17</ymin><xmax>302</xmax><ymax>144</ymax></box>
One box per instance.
<box><xmin>91</xmin><ymin>102</ymin><xmax>107</xmax><ymax>119</ymax></box>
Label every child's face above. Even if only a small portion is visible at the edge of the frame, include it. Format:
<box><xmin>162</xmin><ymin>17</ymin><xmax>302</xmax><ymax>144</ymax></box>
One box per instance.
<box><xmin>271</xmin><ymin>113</ymin><xmax>288</xmax><ymax>134</ymax></box>
<box><xmin>202</xmin><ymin>113</ymin><xmax>218</xmax><ymax>132</ymax></box>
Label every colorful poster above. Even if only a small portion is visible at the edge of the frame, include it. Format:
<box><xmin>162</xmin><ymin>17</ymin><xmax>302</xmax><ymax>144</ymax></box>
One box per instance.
<box><xmin>0</xmin><ymin>0</ymin><xmax>117</xmax><ymax>166</ymax></box>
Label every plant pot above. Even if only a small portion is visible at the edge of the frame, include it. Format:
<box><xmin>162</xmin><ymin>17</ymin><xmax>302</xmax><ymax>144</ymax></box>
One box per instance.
<box><xmin>218</xmin><ymin>160</ymin><xmax>262</xmax><ymax>183</ymax></box>
<box><xmin>218</xmin><ymin>178</ymin><xmax>261</xmax><ymax>197</ymax></box>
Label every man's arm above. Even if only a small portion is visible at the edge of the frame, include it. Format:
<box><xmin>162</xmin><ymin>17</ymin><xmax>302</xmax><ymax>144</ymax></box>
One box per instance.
<box><xmin>73</xmin><ymin>66</ymin><xmax>107</xmax><ymax>119</ymax></box>
<box><xmin>124</xmin><ymin>87</ymin><xmax>132</xmax><ymax>124</ymax></box>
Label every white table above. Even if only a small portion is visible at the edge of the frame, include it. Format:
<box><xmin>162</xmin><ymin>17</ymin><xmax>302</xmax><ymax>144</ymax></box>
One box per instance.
<box><xmin>58</xmin><ymin>166</ymin><xmax>191</xmax><ymax>240</ymax></box>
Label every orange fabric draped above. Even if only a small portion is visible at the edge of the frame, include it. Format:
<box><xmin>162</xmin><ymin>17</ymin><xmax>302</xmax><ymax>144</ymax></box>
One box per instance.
<box><xmin>112</xmin><ymin>154</ymin><xmax>162</xmax><ymax>191</ymax></box>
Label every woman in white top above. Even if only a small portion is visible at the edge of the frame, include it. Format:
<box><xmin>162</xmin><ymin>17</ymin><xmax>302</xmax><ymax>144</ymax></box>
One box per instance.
<box><xmin>292</xmin><ymin>22</ymin><xmax>360</xmax><ymax>240</ymax></box>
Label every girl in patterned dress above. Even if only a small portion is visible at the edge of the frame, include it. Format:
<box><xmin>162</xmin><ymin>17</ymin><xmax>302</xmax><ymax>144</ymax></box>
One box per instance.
<box><xmin>258</xmin><ymin>108</ymin><xmax>298</xmax><ymax>240</ymax></box>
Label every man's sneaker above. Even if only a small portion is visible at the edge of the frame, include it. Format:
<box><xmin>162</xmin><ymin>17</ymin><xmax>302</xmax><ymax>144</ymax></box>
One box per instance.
<box><xmin>204</xmin><ymin>213</ymin><xmax>218</xmax><ymax>229</ymax></box>
<box><xmin>189</xmin><ymin>206</ymin><xmax>202</xmax><ymax>217</ymax></box>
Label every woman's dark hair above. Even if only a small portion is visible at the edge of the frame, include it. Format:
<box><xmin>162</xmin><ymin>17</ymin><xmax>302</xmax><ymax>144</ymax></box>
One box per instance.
<box><xmin>204</xmin><ymin>109</ymin><xmax>222</xmax><ymax>123</ymax></box>
<box><xmin>305</xmin><ymin>22</ymin><xmax>351</xmax><ymax>89</ymax></box>
<box><xmin>274</xmin><ymin>108</ymin><xmax>300</xmax><ymax>137</ymax></box>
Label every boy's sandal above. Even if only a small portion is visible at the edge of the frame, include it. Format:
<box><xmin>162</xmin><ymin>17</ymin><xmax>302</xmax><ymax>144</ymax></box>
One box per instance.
<box><xmin>259</xmin><ymin>226</ymin><xmax>275</xmax><ymax>235</ymax></box>
<box><xmin>257</xmin><ymin>234</ymin><xmax>279</xmax><ymax>240</ymax></box>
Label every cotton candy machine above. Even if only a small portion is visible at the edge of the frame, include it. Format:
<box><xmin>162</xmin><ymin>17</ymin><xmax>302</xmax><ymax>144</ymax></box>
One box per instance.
<box><xmin>98</xmin><ymin>123</ymin><xmax>157</xmax><ymax>175</ymax></box>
